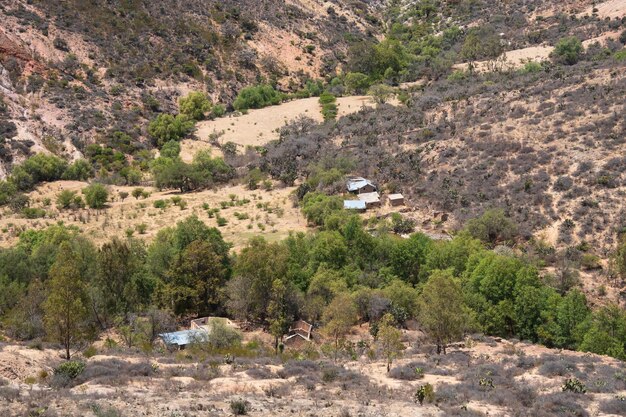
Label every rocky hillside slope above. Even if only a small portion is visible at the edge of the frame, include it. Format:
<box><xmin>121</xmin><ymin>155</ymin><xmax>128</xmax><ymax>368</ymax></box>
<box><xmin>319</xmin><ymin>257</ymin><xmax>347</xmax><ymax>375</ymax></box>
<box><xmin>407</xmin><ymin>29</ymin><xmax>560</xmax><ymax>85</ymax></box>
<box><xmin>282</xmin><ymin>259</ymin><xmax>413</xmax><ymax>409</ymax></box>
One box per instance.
<box><xmin>0</xmin><ymin>0</ymin><xmax>381</xmax><ymax>176</ymax></box>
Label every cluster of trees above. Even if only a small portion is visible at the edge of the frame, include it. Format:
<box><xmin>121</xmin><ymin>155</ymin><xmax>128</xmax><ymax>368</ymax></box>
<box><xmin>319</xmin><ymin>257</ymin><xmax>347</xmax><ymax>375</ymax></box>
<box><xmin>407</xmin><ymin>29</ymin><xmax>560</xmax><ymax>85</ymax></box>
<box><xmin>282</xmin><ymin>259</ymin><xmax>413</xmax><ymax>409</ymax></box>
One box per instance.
<box><xmin>1</xmin><ymin>207</ymin><xmax>624</xmax><ymax>361</ymax></box>
<box><xmin>232</xmin><ymin>84</ymin><xmax>283</xmax><ymax>111</ymax></box>
<box><xmin>0</xmin><ymin>154</ymin><xmax>93</xmax><ymax>212</ymax></box>
<box><xmin>148</xmin><ymin>91</ymin><xmax>225</xmax><ymax>148</ymax></box>
<box><xmin>150</xmin><ymin>141</ymin><xmax>234</xmax><ymax>192</ymax></box>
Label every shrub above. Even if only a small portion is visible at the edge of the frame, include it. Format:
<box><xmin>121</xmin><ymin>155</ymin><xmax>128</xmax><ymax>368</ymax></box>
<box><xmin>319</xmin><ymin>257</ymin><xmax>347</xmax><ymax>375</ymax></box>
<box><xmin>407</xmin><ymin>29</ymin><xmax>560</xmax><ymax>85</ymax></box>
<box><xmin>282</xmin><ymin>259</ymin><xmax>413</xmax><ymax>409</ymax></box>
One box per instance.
<box><xmin>368</xmin><ymin>84</ymin><xmax>394</xmax><ymax>104</ymax></box>
<box><xmin>466</xmin><ymin>208</ymin><xmax>517</xmax><ymax>245</ymax></box>
<box><xmin>148</xmin><ymin>113</ymin><xmax>195</xmax><ymax>147</ymax></box>
<box><xmin>414</xmin><ymin>383</ymin><xmax>435</xmax><ymax>405</ymax></box>
<box><xmin>390</xmin><ymin>213</ymin><xmax>415</xmax><ymax>234</ymax></box>
<box><xmin>389</xmin><ymin>362</ymin><xmax>427</xmax><ymax>380</ymax></box>
<box><xmin>233</xmin><ymin>84</ymin><xmax>282</xmax><ymax>111</ymax></box>
<box><xmin>344</xmin><ymin>72</ymin><xmax>370</xmax><ymax>94</ymax></box>
<box><xmin>153</xmin><ymin>199</ymin><xmax>168</xmax><ymax>209</ymax></box>
<box><xmin>179</xmin><ymin>91</ymin><xmax>212</xmax><ymax>121</ymax></box>
<box><xmin>22</xmin><ymin>207</ymin><xmax>46</xmax><ymax>219</ymax></box>
<box><xmin>552</xmin><ymin>37</ymin><xmax>583</xmax><ymax>65</ymax></box>
<box><xmin>562</xmin><ymin>378</ymin><xmax>586</xmax><ymax>393</ymax></box>
<box><xmin>321</xmin><ymin>102</ymin><xmax>338</xmax><ymax>121</ymax></box>
<box><xmin>82</xmin><ymin>183</ymin><xmax>109</xmax><ymax>208</ymax></box>
<box><xmin>54</xmin><ymin>361</ymin><xmax>86</xmax><ymax>379</ymax></box>
<box><xmin>230</xmin><ymin>399</ymin><xmax>249</xmax><ymax>415</ymax></box>
<box><xmin>206</xmin><ymin>319</ymin><xmax>242</xmax><ymax>350</ymax></box>
<box><xmin>56</xmin><ymin>190</ymin><xmax>79</xmax><ymax>209</ymax></box>
<box><xmin>520</xmin><ymin>61</ymin><xmax>543</xmax><ymax>74</ymax></box>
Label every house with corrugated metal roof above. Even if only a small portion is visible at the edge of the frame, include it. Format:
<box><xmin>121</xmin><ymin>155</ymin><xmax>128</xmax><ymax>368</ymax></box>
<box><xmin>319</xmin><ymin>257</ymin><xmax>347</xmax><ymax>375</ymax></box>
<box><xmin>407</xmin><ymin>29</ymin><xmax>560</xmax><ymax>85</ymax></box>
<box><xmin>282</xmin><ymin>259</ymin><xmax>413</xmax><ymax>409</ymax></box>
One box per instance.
<box><xmin>344</xmin><ymin>200</ymin><xmax>367</xmax><ymax>212</ymax></box>
<box><xmin>346</xmin><ymin>177</ymin><xmax>377</xmax><ymax>194</ymax></box>
<box><xmin>160</xmin><ymin>317</ymin><xmax>238</xmax><ymax>350</ymax></box>
<box><xmin>159</xmin><ymin>329</ymin><xmax>209</xmax><ymax>350</ymax></box>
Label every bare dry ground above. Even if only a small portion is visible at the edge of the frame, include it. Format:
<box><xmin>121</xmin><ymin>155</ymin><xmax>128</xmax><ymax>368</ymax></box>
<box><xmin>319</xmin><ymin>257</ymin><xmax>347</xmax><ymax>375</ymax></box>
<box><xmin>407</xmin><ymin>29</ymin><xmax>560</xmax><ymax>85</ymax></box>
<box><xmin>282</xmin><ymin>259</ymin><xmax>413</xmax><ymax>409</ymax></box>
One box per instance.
<box><xmin>0</xmin><ymin>181</ymin><xmax>307</xmax><ymax>250</ymax></box>
<box><xmin>181</xmin><ymin>95</ymin><xmax>378</xmax><ymax>161</ymax></box>
<box><xmin>454</xmin><ymin>31</ymin><xmax>623</xmax><ymax>73</ymax></box>
<box><xmin>1</xmin><ymin>330</ymin><xmax>624</xmax><ymax>417</ymax></box>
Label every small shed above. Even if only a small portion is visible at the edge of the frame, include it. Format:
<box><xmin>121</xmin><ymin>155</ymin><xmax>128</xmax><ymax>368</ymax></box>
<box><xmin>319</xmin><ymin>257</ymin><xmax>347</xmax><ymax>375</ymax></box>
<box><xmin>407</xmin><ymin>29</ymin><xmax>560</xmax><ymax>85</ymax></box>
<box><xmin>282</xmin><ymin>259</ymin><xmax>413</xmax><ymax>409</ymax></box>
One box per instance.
<box><xmin>358</xmin><ymin>192</ymin><xmax>381</xmax><ymax>208</ymax></box>
<box><xmin>284</xmin><ymin>319</ymin><xmax>313</xmax><ymax>347</ymax></box>
<box><xmin>388</xmin><ymin>193</ymin><xmax>405</xmax><ymax>206</ymax></box>
<box><xmin>159</xmin><ymin>329</ymin><xmax>209</xmax><ymax>350</ymax></box>
<box><xmin>344</xmin><ymin>200</ymin><xmax>366</xmax><ymax>212</ymax></box>
<box><xmin>347</xmin><ymin>177</ymin><xmax>377</xmax><ymax>194</ymax></box>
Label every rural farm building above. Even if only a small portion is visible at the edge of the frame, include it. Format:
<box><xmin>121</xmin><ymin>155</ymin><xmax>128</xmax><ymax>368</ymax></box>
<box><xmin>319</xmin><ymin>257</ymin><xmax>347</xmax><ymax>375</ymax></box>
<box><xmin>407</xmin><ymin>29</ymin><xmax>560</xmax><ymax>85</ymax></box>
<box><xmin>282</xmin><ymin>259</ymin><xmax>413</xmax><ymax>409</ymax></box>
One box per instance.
<box><xmin>388</xmin><ymin>193</ymin><xmax>405</xmax><ymax>206</ymax></box>
<box><xmin>346</xmin><ymin>177</ymin><xmax>377</xmax><ymax>194</ymax></box>
<box><xmin>160</xmin><ymin>317</ymin><xmax>238</xmax><ymax>350</ymax></box>
<box><xmin>358</xmin><ymin>192</ymin><xmax>381</xmax><ymax>208</ymax></box>
<box><xmin>344</xmin><ymin>200</ymin><xmax>367</xmax><ymax>211</ymax></box>
<box><xmin>284</xmin><ymin>319</ymin><xmax>314</xmax><ymax>348</ymax></box>
<box><xmin>159</xmin><ymin>329</ymin><xmax>209</xmax><ymax>350</ymax></box>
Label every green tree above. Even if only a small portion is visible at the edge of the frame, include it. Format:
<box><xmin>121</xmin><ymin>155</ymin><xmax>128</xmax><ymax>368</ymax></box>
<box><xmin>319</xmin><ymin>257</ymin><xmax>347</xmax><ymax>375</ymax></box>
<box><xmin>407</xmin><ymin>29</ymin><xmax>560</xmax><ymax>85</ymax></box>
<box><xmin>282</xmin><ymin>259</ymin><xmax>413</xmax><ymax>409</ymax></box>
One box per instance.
<box><xmin>95</xmin><ymin>238</ymin><xmax>145</xmax><ymax>321</ymax></box>
<box><xmin>579</xmin><ymin>304</ymin><xmax>626</xmax><ymax>359</ymax></box>
<box><xmin>418</xmin><ymin>270</ymin><xmax>467</xmax><ymax>354</ymax></box>
<box><xmin>377</xmin><ymin>313</ymin><xmax>405</xmax><ymax>372</ymax></box>
<box><xmin>552</xmin><ymin>37</ymin><xmax>583</xmax><ymax>65</ymax></box>
<box><xmin>344</xmin><ymin>72</ymin><xmax>371</xmax><ymax>94</ymax></box>
<box><xmin>267</xmin><ymin>278</ymin><xmax>295</xmax><ymax>353</ymax></box>
<box><xmin>368</xmin><ymin>84</ymin><xmax>395</xmax><ymax>104</ymax></box>
<box><xmin>62</xmin><ymin>159</ymin><xmax>93</xmax><ymax>181</ymax></box>
<box><xmin>390</xmin><ymin>233</ymin><xmax>431</xmax><ymax>284</ymax></box>
<box><xmin>466</xmin><ymin>209</ymin><xmax>518</xmax><ymax>246</ymax></box>
<box><xmin>228</xmin><ymin>237</ymin><xmax>288</xmax><ymax>322</ymax></box>
<box><xmin>164</xmin><ymin>239</ymin><xmax>228</xmax><ymax>316</ymax></box>
<box><xmin>82</xmin><ymin>183</ymin><xmax>108</xmax><ymax>209</ymax></box>
<box><xmin>322</xmin><ymin>293</ymin><xmax>357</xmax><ymax>361</ymax></box>
<box><xmin>179</xmin><ymin>91</ymin><xmax>212</xmax><ymax>121</ymax></box>
<box><xmin>148</xmin><ymin>114</ymin><xmax>195</xmax><ymax>147</ymax></box>
<box><xmin>233</xmin><ymin>84</ymin><xmax>282</xmax><ymax>111</ymax></box>
<box><xmin>460</xmin><ymin>26</ymin><xmax>503</xmax><ymax>72</ymax></box>
<box><xmin>43</xmin><ymin>243</ymin><xmax>91</xmax><ymax>359</ymax></box>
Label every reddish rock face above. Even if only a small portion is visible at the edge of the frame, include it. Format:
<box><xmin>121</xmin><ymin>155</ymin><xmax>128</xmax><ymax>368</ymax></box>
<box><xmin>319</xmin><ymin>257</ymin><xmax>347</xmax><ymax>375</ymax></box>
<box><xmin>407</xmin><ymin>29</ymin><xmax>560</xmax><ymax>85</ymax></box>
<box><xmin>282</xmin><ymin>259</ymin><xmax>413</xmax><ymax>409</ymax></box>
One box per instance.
<box><xmin>0</xmin><ymin>27</ymin><xmax>44</xmax><ymax>75</ymax></box>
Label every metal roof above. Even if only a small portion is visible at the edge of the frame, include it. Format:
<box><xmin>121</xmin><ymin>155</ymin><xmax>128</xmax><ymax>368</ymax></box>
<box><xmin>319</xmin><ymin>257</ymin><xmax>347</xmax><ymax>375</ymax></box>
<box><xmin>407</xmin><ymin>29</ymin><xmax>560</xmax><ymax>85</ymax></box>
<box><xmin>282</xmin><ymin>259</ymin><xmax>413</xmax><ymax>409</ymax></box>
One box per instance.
<box><xmin>344</xmin><ymin>200</ymin><xmax>367</xmax><ymax>210</ymax></box>
<box><xmin>159</xmin><ymin>329</ymin><xmax>209</xmax><ymax>346</ymax></box>
<box><xmin>388</xmin><ymin>193</ymin><xmax>404</xmax><ymax>200</ymax></box>
<box><xmin>358</xmin><ymin>192</ymin><xmax>380</xmax><ymax>203</ymax></box>
<box><xmin>346</xmin><ymin>177</ymin><xmax>376</xmax><ymax>192</ymax></box>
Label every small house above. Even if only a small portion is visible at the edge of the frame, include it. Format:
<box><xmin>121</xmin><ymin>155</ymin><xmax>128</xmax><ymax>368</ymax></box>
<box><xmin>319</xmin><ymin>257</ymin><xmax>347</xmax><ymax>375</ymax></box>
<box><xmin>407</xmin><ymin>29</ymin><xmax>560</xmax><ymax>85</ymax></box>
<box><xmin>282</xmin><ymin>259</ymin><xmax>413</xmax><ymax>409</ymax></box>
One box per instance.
<box><xmin>344</xmin><ymin>200</ymin><xmax>366</xmax><ymax>212</ymax></box>
<box><xmin>358</xmin><ymin>192</ymin><xmax>381</xmax><ymax>208</ymax></box>
<box><xmin>159</xmin><ymin>329</ymin><xmax>209</xmax><ymax>350</ymax></box>
<box><xmin>284</xmin><ymin>319</ymin><xmax>313</xmax><ymax>347</ymax></box>
<box><xmin>388</xmin><ymin>193</ymin><xmax>405</xmax><ymax>206</ymax></box>
<box><xmin>346</xmin><ymin>177</ymin><xmax>377</xmax><ymax>194</ymax></box>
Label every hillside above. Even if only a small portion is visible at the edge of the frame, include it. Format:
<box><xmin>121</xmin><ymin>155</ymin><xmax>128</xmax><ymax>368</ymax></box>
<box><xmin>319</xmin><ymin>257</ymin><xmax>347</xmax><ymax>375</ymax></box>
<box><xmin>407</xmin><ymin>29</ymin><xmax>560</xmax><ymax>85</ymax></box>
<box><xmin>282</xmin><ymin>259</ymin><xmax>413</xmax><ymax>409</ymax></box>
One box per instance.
<box><xmin>0</xmin><ymin>0</ymin><xmax>381</xmax><ymax>175</ymax></box>
<box><xmin>0</xmin><ymin>1</ymin><xmax>626</xmax><ymax>416</ymax></box>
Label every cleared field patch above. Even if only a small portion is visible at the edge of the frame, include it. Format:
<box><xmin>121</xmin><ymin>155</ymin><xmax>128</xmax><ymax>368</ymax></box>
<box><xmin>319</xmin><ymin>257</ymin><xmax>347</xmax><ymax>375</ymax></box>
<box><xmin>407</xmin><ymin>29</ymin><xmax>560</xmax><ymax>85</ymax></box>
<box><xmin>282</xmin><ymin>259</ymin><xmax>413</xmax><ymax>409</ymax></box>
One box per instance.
<box><xmin>180</xmin><ymin>95</ymin><xmax>377</xmax><ymax>161</ymax></box>
<box><xmin>0</xmin><ymin>181</ymin><xmax>306</xmax><ymax>250</ymax></box>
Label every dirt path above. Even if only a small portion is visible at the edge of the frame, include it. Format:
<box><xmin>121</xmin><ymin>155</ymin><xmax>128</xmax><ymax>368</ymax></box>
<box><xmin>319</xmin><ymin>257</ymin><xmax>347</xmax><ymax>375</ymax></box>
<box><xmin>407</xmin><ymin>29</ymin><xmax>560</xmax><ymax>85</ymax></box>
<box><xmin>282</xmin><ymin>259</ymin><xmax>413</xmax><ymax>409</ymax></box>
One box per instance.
<box><xmin>181</xmin><ymin>95</ymin><xmax>376</xmax><ymax>161</ymax></box>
